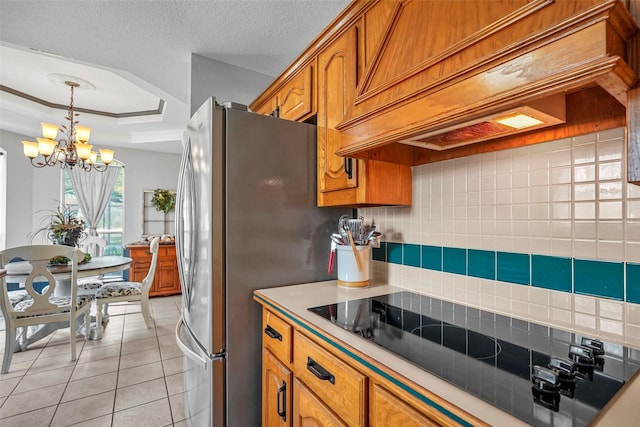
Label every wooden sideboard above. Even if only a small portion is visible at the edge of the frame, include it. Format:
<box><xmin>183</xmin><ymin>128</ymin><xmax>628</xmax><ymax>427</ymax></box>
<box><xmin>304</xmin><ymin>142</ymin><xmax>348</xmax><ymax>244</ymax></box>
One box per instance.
<box><xmin>125</xmin><ymin>243</ymin><xmax>181</xmax><ymax>297</ymax></box>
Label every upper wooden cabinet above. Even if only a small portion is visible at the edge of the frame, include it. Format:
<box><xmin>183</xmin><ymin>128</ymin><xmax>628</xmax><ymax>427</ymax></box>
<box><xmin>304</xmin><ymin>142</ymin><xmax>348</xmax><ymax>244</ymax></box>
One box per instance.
<box><xmin>252</xmin><ymin>63</ymin><xmax>315</xmax><ymax>122</ymax></box>
<box><xmin>317</xmin><ymin>25</ymin><xmax>412</xmax><ymax>207</ymax></box>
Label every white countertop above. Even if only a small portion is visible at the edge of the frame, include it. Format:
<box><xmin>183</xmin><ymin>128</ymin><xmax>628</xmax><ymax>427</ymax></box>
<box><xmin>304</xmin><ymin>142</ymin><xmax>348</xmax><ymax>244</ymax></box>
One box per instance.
<box><xmin>254</xmin><ymin>280</ymin><xmax>639</xmax><ymax>427</ymax></box>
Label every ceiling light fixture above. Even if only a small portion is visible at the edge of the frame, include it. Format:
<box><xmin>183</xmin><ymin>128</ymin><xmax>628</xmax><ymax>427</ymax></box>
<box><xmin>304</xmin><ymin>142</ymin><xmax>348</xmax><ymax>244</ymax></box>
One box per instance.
<box><xmin>21</xmin><ymin>80</ymin><xmax>115</xmax><ymax>172</ymax></box>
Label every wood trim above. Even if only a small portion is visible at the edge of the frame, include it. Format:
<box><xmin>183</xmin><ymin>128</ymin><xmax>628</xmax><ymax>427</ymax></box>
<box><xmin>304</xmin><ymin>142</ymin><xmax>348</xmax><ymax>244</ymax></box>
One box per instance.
<box><xmin>355</xmin><ymin>0</ymin><xmax>553</xmax><ymax>103</ymax></box>
<box><xmin>628</xmin><ymin>0</ymin><xmax>640</xmax><ymax>185</ymax></box>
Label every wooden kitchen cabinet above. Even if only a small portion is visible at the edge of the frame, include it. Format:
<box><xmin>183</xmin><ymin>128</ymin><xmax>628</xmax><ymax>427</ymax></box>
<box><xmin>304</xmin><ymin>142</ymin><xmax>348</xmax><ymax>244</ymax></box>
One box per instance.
<box><xmin>316</xmin><ymin>25</ymin><xmax>412</xmax><ymax>207</ymax></box>
<box><xmin>126</xmin><ymin>243</ymin><xmax>181</xmax><ymax>297</ymax></box>
<box><xmin>258</xmin><ymin>305</ymin><xmax>484</xmax><ymax>427</ymax></box>
<box><xmin>253</xmin><ymin>63</ymin><xmax>315</xmax><ymax>122</ymax></box>
<box><xmin>293</xmin><ymin>378</ymin><xmax>346</xmax><ymax>427</ymax></box>
<box><xmin>370</xmin><ymin>383</ymin><xmax>447</xmax><ymax>427</ymax></box>
<box><xmin>263</xmin><ymin>348</ymin><xmax>293</xmax><ymax>427</ymax></box>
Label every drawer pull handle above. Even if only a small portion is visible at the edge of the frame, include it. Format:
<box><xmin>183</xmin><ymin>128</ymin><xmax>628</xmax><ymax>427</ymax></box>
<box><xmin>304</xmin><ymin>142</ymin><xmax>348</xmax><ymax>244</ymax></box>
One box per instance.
<box><xmin>307</xmin><ymin>357</ymin><xmax>335</xmax><ymax>384</ymax></box>
<box><xmin>277</xmin><ymin>380</ymin><xmax>286</xmax><ymax>421</ymax></box>
<box><xmin>264</xmin><ymin>325</ymin><xmax>282</xmax><ymax>341</ymax></box>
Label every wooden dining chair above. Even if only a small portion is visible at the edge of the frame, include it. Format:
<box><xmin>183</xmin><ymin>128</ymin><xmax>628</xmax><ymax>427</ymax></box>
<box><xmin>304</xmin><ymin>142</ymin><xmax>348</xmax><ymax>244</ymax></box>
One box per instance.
<box><xmin>0</xmin><ymin>245</ymin><xmax>93</xmax><ymax>374</ymax></box>
<box><xmin>94</xmin><ymin>236</ymin><xmax>160</xmax><ymax>338</ymax></box>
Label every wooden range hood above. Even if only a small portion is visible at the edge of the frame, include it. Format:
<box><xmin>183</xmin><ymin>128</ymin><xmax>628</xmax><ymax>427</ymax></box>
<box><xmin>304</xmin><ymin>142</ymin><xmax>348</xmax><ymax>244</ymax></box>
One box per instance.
<box><xmin>334</xmin><ymin>0</ymin><xmax>639</xmax><ymax>178</ymax></box>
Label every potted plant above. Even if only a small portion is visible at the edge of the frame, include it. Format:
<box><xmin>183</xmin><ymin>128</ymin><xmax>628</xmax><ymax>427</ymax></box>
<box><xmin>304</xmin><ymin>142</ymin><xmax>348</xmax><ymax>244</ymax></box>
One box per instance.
<box><xmin>30</xmin><ymin>204</ymin><xmax>87</xmax><ymax>248</ymax></box>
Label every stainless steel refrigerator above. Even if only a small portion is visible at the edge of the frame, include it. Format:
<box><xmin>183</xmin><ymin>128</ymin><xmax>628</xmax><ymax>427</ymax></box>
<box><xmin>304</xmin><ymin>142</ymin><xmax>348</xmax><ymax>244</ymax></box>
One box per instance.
<box><xmin>175</xmin><ymin>98</ymin><xmax>349</xmax><ymax>426</ymax></box>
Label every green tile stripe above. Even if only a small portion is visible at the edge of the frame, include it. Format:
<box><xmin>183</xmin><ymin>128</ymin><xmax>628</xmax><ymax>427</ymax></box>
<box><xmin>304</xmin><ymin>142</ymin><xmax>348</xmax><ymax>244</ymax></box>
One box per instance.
<box><xmin>375</xmin><ymin>242</ymin><xmax>632</xmax><ymax>302</ymax></box>
<box><xmin>254</xmin><ymin>294</ymin><xmax>474</xmax><ymax>427</ymax></box>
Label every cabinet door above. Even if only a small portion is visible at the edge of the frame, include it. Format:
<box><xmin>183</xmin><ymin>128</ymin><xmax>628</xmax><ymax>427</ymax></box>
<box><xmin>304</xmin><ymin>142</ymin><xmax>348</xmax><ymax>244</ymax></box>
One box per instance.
<box><xmin>263</xmin><ymin>349</ymin><xmax>292</xmax><ymax>427</ymax></box>
<box><xmin>370</xmin><ymin>384</ymin><xmax>448</xmax><ymax>427</ymax></box>
<box><xmin>254</xmin><ymin>97</ymin><xmax>277</xmax><ymax>116</ymax></box>
<box><xmin>293</xmin><ymin>378</ymin><xmax>346</xmax><ymax>427</ymax></box>
<box><xmin>317</xmin><ymin>26</ymin><xmax>358</xmax><ymax>200</ymax></box>
<box><xmin>277</xmin><ymin>64</ymin><xmax>314</xmax><ymax>122</ymax></box>
<box><xmin>293</xmin><ymin>332</ymin><xmax>366</xmax><ymax>426</ymax></box>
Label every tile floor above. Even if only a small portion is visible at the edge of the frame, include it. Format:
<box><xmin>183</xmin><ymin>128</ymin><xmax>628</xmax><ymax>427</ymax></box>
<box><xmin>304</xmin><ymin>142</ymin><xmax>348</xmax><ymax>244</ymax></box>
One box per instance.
<box><xmin>0</xmin><ymin>295</ymin><xmax>186</xmax><ymax>426</ymax></box>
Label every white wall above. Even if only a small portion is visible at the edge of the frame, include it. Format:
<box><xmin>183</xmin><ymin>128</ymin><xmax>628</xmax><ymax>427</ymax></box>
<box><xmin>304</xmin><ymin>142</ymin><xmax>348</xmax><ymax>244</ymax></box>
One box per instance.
<box><xmin>190</xmin><ymin>54</ymin><xmax>274</xmax><ymax>115</ymax></box>
<box><xmin>0</xmin><ymin>129</ymin><xmax>182</xmax><ymax>249</ymax></box>
<box><xmin>361</xmin><ymin>127</ymin><xmax>640</xmax><ymax>348</ymax></box>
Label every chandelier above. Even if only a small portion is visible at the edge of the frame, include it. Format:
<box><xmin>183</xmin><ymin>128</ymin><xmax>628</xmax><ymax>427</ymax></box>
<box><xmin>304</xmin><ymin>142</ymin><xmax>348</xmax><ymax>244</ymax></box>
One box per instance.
<box><xmin>21</xmin><ymin>80</ymin><xmax>115</xmax><ymax>172</ymax></box>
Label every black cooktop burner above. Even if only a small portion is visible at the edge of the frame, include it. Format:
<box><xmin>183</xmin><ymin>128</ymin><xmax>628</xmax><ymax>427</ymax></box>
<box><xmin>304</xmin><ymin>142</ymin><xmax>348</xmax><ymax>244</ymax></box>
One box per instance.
<box><xmin>308</xmin><ymin>291</ymin><xmax>640</xmax><ymax>427</ymax></box>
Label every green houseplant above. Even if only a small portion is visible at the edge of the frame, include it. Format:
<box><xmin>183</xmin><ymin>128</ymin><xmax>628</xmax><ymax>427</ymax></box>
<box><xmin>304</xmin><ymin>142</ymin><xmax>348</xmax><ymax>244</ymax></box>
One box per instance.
<box><xmin>30</xmin><ymin>204</ymin><xmax>87</xmax><ymax>248</ymax></box>
<box><xmin>151</xmin><ymin>189</ymin><xmax>175</xmax><ymax>213</ymax></box>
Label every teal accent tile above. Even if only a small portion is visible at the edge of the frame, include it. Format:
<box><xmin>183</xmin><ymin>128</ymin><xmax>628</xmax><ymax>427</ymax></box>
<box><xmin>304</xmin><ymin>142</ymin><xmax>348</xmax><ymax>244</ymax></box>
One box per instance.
<box><xmin>421</xmin><ymin>245</ymin><xmax>442</xmax><ymax>271</ymax></box>
<box><xmin>403</xmin><ymin>244</ymin><xmax>421</xmax><ymax>268</ymax></box>
<box><xmin>575</xmin><ymin>259</ymin><xmax>623</xmax><ymax>300</ymax></box>
<box><xmin>532</xmin><ymin>255</ymin><xmax>571</xmax><ymax>292</ymax></box>
<box><xmin>443</xmin><ymin>247</ymin><xmax>466</xmax><ymax>275</ymax></box>
<box><xmin>497</xmin><ymin>252</ymin><xmax>530</xmax><ymax>285</ymax></box>
<box><xmin>468</xmin><ymin>250</ymin><xmax>495</xmax><ymax>280</ymax></box>
<box><xmin>388</xmin><ymin>242</ymin><xmax>403</xmax><ymax>265</ymax></box>
<box><xmin>627</xmin><ymin>263</ymin><xmax>640</xmax><ymax>304</ymax></box>
<box><xmin>372</xmin><ymin>242</ymin><xmax>386</xmax><ymax>262</ymax></box>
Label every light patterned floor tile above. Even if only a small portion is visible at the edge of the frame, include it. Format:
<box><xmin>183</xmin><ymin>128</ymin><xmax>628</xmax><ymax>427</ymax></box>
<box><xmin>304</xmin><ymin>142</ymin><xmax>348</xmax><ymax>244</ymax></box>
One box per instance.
<box><xmin>13</xmin><ymin>366</ymin><xmax>74</xmax><ymax>393</ymax></box>
<box><xmin>0</xmin><ymin>383</ymin><xmax>65</xmax><ymax>419</ymax></box>
<box><xmin>50</xmin><ymin>390</ymin><xmax>116</xmax><ymax>427</ymax></box>
<box><xmin>117</xmin><ymin>361</ymin><xmax>164</xmax><ymax>388</ymax></box>
<box><xmin>169</xmin><ymin>392</ymin><xmax>186</xmax><ymax>422</ymax></box>
<box><xmin>0</xmin><ymin>405</ymin><xmax>56</xmax><ymax>427</ymax></box>
<box><xmin>61</xmin><ymin>371</ymin><xmax>118</xmax><ymax>403</ymax></box>
<box><xmin>164</xmin><ymin>372</ymin><xmax>184</xmax><ymax>396</ymax></box>
<box><xmin>70</xmin><ymin>356</ymin><xmax>120</xmax><ymax>381</ymax></box>
<box><xmin>119</xmin><ymin>348</ymin><xmax>161</xmax><ymax>370</ymax></box>
<box><xmin>114</xmin><ymin>377</ymin><xmax>168</xmax><ymax>412</ymax></box>
<box><xmin>77</xmin><ymin>343</ymin><xmax>122</xmax><ymax>364</ymax></box>
<box><xmin>121</xmin><ymin>336</ymin><xmax>159</xmax><ymax>356</ymax></box>
<box><xmin>0</xmin><ymin>376</ymin><xmax>21</xmax><ymax>398</ymax></box>
<box><xmin>112</xmin><ymin>397</ymin><xmax>173</xmax><ymax>427</ymax></box>
<box><xmin>162</xmin><ymin>356</ymin><xmax>184</xmax><ymax>376</ymax></box>
<box><xmin>67</xmin><ymin>413</ymin><xmax>112</xmax><ymax>427</ymax></box>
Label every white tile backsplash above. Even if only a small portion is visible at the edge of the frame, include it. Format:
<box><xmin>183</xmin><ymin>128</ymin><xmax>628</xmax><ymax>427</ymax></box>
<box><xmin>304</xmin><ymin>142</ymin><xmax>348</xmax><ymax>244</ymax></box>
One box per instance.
<box><xmin>364</xmin><ymin>127</ymin><xmax>640</xmax><ymax>347</ymax></box>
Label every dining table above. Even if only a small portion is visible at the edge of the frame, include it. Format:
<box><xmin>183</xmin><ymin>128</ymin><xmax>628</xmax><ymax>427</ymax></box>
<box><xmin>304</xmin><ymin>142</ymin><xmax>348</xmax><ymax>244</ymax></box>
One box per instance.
<box><xmin>3</xmin><ymin>255</ymin><xmax>132</xmax><ymax>349</ymax></box>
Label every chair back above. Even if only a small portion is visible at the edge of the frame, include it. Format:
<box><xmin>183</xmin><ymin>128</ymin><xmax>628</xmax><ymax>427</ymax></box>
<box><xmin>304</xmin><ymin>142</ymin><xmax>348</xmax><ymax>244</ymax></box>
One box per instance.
<box><xmin>80</xmin><ymin>236</ymin><xmax>107</xmax><ymax>258</ymax></box>
<box><xmin>141</xmin><ymin>237</ymin><xmax>161</xmax><ymax>294</ymax></box>
<box><xmin>0</xmin><ymin>245</ymin><xmax>83</xmax><ymax>317</ymax></box>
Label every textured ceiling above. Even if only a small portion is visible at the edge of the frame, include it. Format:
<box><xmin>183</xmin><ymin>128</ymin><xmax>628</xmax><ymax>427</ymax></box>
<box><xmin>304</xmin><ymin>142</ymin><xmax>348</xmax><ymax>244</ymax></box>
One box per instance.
<box><xmin>0</xmin><ymin>0</ymin><xmax>350</xmax><ymax>154</ymax></box>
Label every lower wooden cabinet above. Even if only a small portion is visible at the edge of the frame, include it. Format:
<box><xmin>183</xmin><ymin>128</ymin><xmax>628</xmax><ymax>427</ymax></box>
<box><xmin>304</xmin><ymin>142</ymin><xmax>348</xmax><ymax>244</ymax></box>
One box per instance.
<box><xmin>293</xmin><ymin>378</ymin><xmax>346</xmax><ymax>427</ymax></box>
<box><xmin>263</xmin><ymin>348</ymin><xmax>293</xmax><ymax>427</ymax></box>
<box><xmin>258</xmin><ymin>306</ymin><xmax>484</xmax><ymax>427</ymax></box>
<box><xmin>126</xmin><ymin>244</ymin><xmax>181</xmax><ymax>297</ymax></box>
<box><xmin>371</xmin><ymin>383</ymin><xmax>442</xmax><ymax>427</ymax></box>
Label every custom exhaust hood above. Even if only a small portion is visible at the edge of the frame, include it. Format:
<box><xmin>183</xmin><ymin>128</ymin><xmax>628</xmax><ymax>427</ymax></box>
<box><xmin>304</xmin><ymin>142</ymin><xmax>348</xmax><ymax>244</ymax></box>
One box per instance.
<box><xmin>334</xmin><ymin>0</ymin><xmax>639</xmax><ymax>167</ymax></box>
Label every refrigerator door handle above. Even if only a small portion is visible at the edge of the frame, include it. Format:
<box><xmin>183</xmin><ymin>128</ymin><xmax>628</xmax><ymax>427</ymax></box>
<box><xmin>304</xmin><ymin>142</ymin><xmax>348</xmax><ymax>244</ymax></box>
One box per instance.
<box><xmin>176</xmin><ymin>136</ymin><xmax>196</xmax><ymax>311</ymax></box>
<box><xmin>176</xmin><ymin>317</ymin><xmax>208</xmax><ymax>370</ymax></box>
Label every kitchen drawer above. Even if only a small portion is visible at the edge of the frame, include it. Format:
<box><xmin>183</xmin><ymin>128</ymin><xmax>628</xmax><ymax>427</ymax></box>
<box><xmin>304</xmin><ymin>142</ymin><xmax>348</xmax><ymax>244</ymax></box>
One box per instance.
<box><xmin>263</xmin><ymin>310</ymin><xmax>293</xmax><ymax>364</ymax></box>
<box><xmin>293</xmin><ymin>331</ymin><xmax>366</xmax><ymax>426</ymax></box>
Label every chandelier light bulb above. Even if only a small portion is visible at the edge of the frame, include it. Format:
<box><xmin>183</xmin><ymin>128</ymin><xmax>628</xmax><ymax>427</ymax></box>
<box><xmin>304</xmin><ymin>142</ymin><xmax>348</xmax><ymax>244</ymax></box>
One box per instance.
<box><xmin>75</xmin><ymin>125</ymin><xmax>91</xmax><ymax>143</ymax></box>
<box><xmin>41</xmin><ymin>123</ymin><xmax>58</xmax><ymax>140</ymax></box>
<box><xmin>89</xmin><ymin>151</ymin><xmax>98</xmax><ymax>164</ymax></box>
<box><xmin>36</xmin><ymin>137</ymin><xmax>57</xmax><ymax>156</ymax></box>
<box><xmin>75</xmin><ymin>143</ymin><xmax>93</xmax><ymax>160</ymax></box>
<box><xmin>99</xmin><ymin>148</ymin><xmax>115</xmax><ymax>165</ymax></box>
<box><xmin>22</xmin><ymin>141</ymin><xmax>39</xmax><ymax>158</ymax></box>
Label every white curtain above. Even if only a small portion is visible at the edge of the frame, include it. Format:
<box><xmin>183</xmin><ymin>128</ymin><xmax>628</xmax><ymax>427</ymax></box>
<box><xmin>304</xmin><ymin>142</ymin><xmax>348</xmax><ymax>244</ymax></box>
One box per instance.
<box><xmin>69</xmin><ymin>166</ymin><xmax>121</xmax><ymax>237</ymax></box>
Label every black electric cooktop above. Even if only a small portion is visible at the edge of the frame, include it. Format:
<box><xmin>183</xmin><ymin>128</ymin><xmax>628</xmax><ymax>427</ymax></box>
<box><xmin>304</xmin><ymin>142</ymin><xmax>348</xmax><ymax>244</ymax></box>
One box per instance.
<box><xmin>308</xmin><ymin>291</ymin><xmax>640</xmax><ymax>427</ymax></box>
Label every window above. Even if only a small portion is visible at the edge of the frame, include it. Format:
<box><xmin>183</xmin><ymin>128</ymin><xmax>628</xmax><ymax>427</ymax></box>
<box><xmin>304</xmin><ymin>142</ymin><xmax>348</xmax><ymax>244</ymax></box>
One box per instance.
<box><xmin>63</xmin><ymin>166</ymin><xmax>125</xmax><ymax>278</ymax></box>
